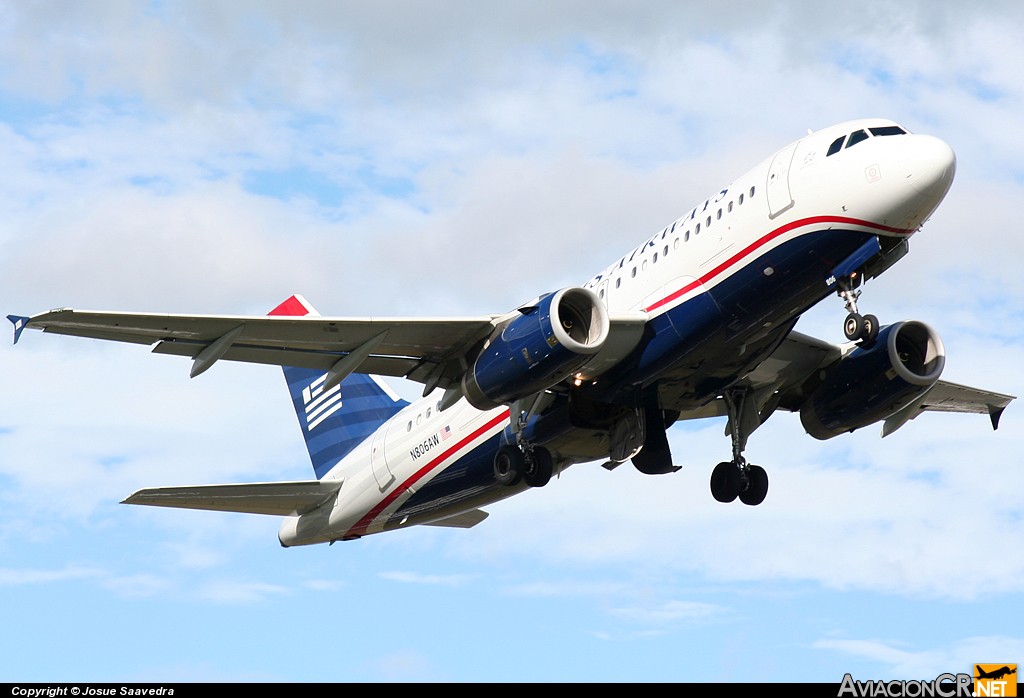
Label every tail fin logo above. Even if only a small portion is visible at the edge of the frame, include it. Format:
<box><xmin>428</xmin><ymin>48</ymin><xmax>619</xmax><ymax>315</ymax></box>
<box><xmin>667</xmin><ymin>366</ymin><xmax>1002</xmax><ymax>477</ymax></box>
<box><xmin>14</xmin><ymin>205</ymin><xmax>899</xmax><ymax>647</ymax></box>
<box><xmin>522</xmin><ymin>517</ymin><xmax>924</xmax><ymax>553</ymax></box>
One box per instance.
<box><xmin>302</xmin><ymin>375</ymin><xmax>343</xmax><ymax>432</ymax></box>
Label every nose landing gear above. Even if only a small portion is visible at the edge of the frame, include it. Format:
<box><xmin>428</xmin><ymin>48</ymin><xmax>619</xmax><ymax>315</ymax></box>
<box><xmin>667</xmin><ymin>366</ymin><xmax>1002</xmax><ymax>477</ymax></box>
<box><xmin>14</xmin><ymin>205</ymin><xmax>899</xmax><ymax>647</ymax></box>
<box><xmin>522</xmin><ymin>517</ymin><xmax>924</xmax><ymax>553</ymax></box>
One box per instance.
<box><xmin>837</xmin><ymin>274</ymin><xmax>879</xmax><ymax>343</ymax></box>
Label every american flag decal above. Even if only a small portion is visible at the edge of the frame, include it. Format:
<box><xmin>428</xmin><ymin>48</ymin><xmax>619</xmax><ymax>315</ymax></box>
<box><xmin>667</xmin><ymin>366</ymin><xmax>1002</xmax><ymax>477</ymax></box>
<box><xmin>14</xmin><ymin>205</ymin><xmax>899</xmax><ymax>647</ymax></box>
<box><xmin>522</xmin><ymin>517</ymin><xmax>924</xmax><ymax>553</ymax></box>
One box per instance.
<box><xmin>302</xmin><ymin>375</ymin><xmax>343</xmax><ymax>431</ymax></box>
<box><xmin>440</xmin><ymin>425</ymin><xmax>452</xmax><ymax>440</ymax></box>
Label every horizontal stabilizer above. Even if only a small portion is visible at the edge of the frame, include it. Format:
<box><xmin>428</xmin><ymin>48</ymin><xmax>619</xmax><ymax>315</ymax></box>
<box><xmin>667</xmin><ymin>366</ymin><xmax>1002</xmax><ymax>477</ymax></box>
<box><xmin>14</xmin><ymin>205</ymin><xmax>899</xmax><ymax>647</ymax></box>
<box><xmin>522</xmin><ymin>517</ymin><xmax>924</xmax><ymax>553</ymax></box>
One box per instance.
<box><xmin>423</xmin><ymin>509</ymin><xmax>489</xmax><ymax>529</ymax></box>
<box><xmin>122</xmin><ymin>479</ymin><xmax>343</xmax><ymax>516</ymax></box>
<box><xmin>7</xmin><ymin>315</ymin><xmax>29</xmax><ymax>344</ymax></box>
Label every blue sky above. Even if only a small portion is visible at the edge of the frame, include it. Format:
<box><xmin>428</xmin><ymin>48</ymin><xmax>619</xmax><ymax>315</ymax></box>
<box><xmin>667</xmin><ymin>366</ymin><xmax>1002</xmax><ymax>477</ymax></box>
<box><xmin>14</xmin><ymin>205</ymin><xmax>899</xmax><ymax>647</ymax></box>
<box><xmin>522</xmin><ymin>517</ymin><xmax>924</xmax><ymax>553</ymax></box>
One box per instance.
<box><xmin>1</xmin><ymin>0</ymin><xmax>1023</xmax><ymax>683</ymax></box>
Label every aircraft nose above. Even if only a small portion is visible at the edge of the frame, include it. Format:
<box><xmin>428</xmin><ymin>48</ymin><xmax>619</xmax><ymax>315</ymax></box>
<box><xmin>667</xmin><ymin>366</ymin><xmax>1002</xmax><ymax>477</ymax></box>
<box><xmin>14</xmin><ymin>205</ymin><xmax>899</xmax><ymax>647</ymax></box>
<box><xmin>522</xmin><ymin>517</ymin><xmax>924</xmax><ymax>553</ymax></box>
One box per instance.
<box><xmin>899</xmin><ymin>134</ymin><xmax>956</xmax><ymax>199</ymax></box>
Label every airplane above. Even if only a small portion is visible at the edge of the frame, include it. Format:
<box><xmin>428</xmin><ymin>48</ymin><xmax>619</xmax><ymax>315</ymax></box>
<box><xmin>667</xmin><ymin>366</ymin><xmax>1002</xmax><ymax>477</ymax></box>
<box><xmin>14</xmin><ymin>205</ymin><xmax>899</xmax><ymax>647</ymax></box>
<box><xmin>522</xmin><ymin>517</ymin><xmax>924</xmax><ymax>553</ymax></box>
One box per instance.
<box><xmin>975</xmin><ymin>666</ymin><xmax>1017</xmax><ymax>681</ymax></box>
<box><xmin>8</xmin><ymin>117</ymin><xmax>1015</xmax><ymax>547</ymax></box>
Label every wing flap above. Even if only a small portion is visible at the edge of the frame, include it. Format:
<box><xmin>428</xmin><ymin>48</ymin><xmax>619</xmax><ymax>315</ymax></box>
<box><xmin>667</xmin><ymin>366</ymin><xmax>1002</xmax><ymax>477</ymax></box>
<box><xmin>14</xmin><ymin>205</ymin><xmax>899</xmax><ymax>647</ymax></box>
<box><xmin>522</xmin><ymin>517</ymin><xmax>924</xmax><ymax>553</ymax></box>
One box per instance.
<box><xmin>151</xmin><ymin>339</ymin><xmax>422</xmax><ymax>377</ymax></box>
<box><xmin>122</xmin><ymin>479</ymin><xmax>344</xmax><ymax>516</ymax></box>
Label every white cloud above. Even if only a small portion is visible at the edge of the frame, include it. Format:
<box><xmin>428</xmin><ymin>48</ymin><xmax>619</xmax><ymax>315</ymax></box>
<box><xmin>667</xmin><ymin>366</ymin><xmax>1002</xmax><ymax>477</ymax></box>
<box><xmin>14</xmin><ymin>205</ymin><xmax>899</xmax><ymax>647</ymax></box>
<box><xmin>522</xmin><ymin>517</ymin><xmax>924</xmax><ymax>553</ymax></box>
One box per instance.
<box><xmin>0</xmin><ymin>563</ymin><xmax>104</xmax><ymax>585</ymax></box>
<box><xmin>608</xmin><ymin>599</ymin><xmax>728</xmax><ymax>625</ymax></box>
<box><xmin>368</xmin><ymin>649</ymin><xmax>439</xmax><ymax>682</ymax></box>
<box><xmin>198</xmin><ymin>579</ymin><xmax>290</xmax><ymax>604</ymax></box>
<box><xmin>815</xmin><ymin>635</ymin><xmax>1024</xmax><ymax>680</ymax></box>
<box><xmin>378</xmin><ymin>570</ymin><xmax>477</xmax><ymax>587</ymax></box>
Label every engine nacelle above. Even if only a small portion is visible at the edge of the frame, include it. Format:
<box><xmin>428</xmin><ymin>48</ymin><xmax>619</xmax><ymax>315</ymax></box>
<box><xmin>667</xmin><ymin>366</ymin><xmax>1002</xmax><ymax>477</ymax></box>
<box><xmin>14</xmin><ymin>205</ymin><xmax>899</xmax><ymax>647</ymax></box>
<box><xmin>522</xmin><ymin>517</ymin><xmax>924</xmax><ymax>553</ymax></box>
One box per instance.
<box><xmin>800</xmin><ymin>321</ymin><xmax>945</xmax><ymax>440</ymax></box>
<box><xmin>462</xmin><ymin>287</ymin><xmax>610</xmax><ymax>410</ymax></box>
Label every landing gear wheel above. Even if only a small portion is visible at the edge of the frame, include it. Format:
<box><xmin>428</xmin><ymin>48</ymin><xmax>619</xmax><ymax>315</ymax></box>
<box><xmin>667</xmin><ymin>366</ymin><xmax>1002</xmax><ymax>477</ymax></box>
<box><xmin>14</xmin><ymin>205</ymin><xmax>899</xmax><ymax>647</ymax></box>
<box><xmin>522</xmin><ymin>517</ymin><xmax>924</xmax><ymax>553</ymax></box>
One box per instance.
<box><xmin>843</xmin><ymin>312</ymin><xmax>880</xmax><ymax>344</ymax></box>
<box><xmin>861</xmin><ymin>314</ymin><xmax>879</xmax><ymax>343</ymax></box>
<box><xmin>494</xmin><ymin>445</ymin><xmax>524</xmax><ymax>486</ymax></box>
<box><xmin>710</xmin><ymin>461</ymin><xmax>740</xmax><ymax>503</ymax></box>
<box><xmin>844</xmin><ymin>312</ymin><xmax>863</xmax><ymax>341</ymax></box>
<box><xmin>523</xmin><ymin>447</ymin><xmax>553</xmax><ymax>488</ymax></box>
<box><xmin>739</xmin><ymin>465</ymin><xmax>769</xmax><ymax>506</ymax></box>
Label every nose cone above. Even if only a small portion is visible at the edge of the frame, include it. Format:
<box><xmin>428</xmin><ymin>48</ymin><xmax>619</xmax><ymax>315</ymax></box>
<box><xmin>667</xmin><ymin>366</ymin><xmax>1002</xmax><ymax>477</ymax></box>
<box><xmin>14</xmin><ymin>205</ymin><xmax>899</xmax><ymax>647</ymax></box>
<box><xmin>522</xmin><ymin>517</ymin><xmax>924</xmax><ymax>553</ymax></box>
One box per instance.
<box><xmin>899</xmin><ymin>134</ymin><xmax>956</xmax><ymax>199</ymax></box>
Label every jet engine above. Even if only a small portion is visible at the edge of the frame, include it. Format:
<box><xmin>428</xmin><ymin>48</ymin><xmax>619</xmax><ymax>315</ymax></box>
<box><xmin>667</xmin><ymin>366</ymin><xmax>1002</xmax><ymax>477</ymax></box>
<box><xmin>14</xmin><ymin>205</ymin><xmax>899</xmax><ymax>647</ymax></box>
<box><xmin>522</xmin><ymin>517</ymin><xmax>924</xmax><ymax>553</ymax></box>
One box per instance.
<box><xmin>462</xmin><ymin>287</ymin><xmax>610</xmax><ymax>410</ymax></box>
<box><xmin>800</xmin><ymin>321</ymin><xmax>945</xmax><ymax>440</ymax></box>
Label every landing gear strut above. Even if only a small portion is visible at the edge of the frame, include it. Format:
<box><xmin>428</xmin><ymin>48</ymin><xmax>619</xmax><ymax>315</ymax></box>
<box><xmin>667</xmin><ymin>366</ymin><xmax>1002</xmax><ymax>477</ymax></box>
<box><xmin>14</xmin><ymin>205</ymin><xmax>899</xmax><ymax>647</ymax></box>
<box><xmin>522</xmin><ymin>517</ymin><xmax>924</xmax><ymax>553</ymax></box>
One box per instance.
<box><xmin>709</xmin><ymin>388</ymin><xmax>769</xmax><ymax>506</ymax></box>
<box><xmin>837</xmin><ymin>274</ymin><xmax>879</xmax><ymax>343</ymax></box>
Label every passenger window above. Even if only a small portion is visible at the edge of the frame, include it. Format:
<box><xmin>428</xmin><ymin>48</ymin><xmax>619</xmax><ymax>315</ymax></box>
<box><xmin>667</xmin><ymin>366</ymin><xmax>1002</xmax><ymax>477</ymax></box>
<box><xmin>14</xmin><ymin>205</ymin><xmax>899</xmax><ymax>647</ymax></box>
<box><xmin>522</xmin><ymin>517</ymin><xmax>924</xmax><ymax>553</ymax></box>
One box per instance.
<box><xmin>728</xmin><ymin>201</ymin><xmax>734</xmax><ymax>212</ymax></box>
<box><xmin>717</xmin><ymin>209</ymin><xmax>722</xmax><ymax>220</ymax></box>
<box><xmin>653</xmin><ymin>253</ymin><xmax>658</xmax><ymax>263</ymax></box>
<box><xmin>846</xmin><ymin>130</ymin><xmax>869</xmax><ymax>148</ymax></box>
<box><xmin>426</xmin><ymin>408</ymin><xmax>431</xmax><ymax>418</ymax></box>
<box><xmin>749</xmin><ymin>186</ymin><xmax>756</xmax><ymax>197</ymax></box>
<box><xmin>827</xmin><ymin>136</ymin><xmax>845</xmax><ymax>156</ymax></box>
<box><xmin>615</xmin><ymin>278</ymin><xmax>621</xmax><ymax>288</ymax></box>
<box><xmin>739</xmin><ymin>193</ymin><xmax>744</xmax><ymax>205</ymax></box>
<box><xmin>695</xmin><ymin>223</ymin><xmax>701</xmax><ymax>235</ymax></box>
<box><xmin>631</xmin><ymin>267</ymin><xmax>637</xmax><ymax>278</ymax></box>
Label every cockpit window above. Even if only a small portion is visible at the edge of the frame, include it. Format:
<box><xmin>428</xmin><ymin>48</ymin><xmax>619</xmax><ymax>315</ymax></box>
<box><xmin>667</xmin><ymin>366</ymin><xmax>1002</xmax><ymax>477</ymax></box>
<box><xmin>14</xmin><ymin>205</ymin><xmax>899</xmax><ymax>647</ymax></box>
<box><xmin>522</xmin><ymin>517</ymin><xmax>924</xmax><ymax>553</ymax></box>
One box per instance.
<box><xmin>846</xmin><ymin>129</ymin><xmax>869</xmax><ymax>149</ymax></box>
<box><xmin>826</xmin><ymin>136</ymin><xmax>845</xmax><ymax>156</ymax></box>
<box><xmin>869</xmin><ymin>125</ymin><xmax>907</xmax><ymax>137</ymax></box>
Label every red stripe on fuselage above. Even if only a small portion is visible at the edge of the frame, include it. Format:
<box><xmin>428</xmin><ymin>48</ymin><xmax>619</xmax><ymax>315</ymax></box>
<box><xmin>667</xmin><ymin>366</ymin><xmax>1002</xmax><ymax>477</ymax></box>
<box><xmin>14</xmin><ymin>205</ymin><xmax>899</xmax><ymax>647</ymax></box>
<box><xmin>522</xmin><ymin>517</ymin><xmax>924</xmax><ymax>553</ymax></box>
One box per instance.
<box><xmin>344</xmin><ymin>408</ymin><xmax>511</xmax><ymax>537</ymax></box>
<box><xmin>644</xmin><ymin>215</ymin><xmax>912</xmax><ymax>313</ymax></box>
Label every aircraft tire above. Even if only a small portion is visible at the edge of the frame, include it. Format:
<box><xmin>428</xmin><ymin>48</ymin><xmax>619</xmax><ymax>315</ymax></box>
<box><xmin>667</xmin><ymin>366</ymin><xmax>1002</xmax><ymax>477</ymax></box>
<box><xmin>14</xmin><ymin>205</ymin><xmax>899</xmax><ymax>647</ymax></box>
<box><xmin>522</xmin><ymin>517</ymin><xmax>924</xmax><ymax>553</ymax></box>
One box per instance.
<box><xmin>710</xmin><ymin>461</ymin><xmax>740</xmax><ymax>503</ymax></box>
<box><xmin>738</xmin><ymin>465</ymin><xmax>769</xmax><ymax>506</ymax></box>
<box><xmin>523</xmin><ymin>447</ymin><xmax>553</xmax><ymax>488</ymax></box>
<box><xmin>844</xmin><ymin>313</ymin><xmax>863</xmax><ymax>341</ymax></box>
<box><xmin>494</xmin><ymin>445</ymin><xmax>525</xmax><ymax>486</ymax></box>
<box><xmin>862</xmin><ymin>314</ymin><xmax>879</xmax><ymax>343</ymax></box>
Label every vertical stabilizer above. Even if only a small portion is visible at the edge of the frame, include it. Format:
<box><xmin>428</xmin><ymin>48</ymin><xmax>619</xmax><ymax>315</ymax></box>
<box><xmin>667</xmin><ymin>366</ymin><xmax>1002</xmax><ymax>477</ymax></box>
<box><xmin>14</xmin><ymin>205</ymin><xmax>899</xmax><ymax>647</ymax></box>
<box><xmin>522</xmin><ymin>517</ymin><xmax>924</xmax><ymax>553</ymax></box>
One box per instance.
<box><xmin>270</xmin><ymin>295</ymin><xmax>409</xmax><ymax>479</ymax></box>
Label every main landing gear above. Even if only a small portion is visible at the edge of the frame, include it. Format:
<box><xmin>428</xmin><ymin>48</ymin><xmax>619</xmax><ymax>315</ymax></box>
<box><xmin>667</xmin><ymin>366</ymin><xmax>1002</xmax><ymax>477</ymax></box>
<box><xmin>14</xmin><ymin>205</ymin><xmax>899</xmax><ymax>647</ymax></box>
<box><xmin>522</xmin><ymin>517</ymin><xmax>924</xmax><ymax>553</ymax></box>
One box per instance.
<box><xmin>837</xmin><ymin>274</ymin><xmax>879</xmax><ymax>343</ymax></box>
<box><xmin>494</xmin><ymin>444</ymin><xmax>554</xmax><ymax>488</ymax></box>
<box><xmin>709</xmin><ymin>388</ymin><xmax>769</xmax><ymax>506</ymax></box>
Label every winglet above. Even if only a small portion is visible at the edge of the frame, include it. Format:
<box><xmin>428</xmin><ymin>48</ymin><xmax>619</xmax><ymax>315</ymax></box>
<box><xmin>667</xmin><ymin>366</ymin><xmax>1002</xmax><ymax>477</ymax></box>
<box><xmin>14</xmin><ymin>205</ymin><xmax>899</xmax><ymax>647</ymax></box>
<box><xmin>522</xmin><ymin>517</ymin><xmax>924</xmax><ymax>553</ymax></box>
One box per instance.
<box><xmin>989</xmin><ymin>404</ymin><xmax>1006</xmax><ymax>431</ymax></box>
<box><xmin>7</xmin><ymin>315</ymin><xmax>29</xmax><ymax>345</ymax></box>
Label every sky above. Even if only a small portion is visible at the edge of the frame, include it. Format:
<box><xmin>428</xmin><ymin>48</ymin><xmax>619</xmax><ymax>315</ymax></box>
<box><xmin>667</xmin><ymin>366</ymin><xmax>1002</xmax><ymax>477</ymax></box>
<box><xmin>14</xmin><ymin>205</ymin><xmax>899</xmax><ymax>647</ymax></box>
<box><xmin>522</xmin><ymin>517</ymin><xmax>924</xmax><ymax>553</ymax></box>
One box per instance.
<box><xmin>1</xmin><ymin>0</ymin><xmax>1023</xmax><ymax>684</ymax></box>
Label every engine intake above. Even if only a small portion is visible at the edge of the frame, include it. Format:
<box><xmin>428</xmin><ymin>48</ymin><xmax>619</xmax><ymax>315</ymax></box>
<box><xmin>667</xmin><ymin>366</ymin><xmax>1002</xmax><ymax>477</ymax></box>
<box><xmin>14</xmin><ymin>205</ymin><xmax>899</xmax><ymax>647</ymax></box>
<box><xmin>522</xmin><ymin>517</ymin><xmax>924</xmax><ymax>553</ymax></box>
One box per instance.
<box><xmin>800</xmin><ymin>321</ymin><xmax>945</xmax><ymax>440</ymax></box>
<box><xmin>462</xmin><ymin>287</ymin><xmax>610</xmax><ymax>410</ymax></box>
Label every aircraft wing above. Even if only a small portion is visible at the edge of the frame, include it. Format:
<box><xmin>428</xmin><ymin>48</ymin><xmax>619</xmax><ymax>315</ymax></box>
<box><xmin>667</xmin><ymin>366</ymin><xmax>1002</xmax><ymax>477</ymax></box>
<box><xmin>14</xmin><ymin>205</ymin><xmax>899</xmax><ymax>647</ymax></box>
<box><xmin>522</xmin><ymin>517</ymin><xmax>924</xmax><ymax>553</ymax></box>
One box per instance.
<box><xmin>122</xmin><ymin>479</ymin><xmax>344</xmax><ymax>516</ymax></box>
<box><xmin>13</xmin><ymin>307</ymin><xmax>500</xmax><ymax>388</ymax></box>
<box><xmin>880</xmin><ymin>379</ymin><xmax>1014</xmax><ymax>436</ymax></box>
<box><xmin>11</xmin><ymin>304</ymin><xmax>651</xmax><ymax>396</ymax></box>
<box><xmin>660</xmin><ymin>329</ymin><xmax>1014</xmax><ymax>437</ymax></box>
